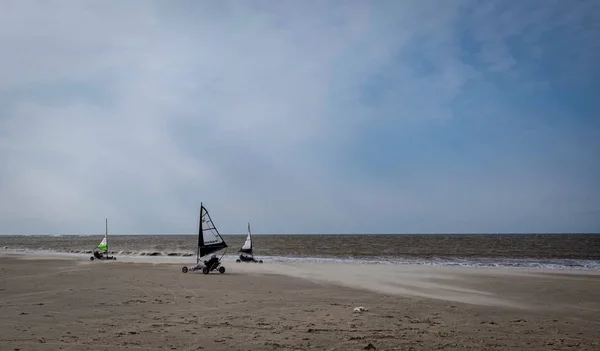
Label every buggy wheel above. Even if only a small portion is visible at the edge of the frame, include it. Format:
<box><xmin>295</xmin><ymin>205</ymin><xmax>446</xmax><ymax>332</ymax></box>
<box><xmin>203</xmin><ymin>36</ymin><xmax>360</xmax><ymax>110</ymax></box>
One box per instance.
<box><xmin>218</xmin><ymin>266</ymin><xmax>225</xmax><ymax>274</ymax></box>
<box><xmin>90</xmin><ymin>256</ymin><xmax>94</xmax><ymax>261</ymax></box>
<box><xmin>236</xmin><ymin>259</ymin><xmax>241</xmax><ymax>263</ymax></box>
<box><xmin>181</xmin><ymin>266</ymin><xmax>188</xmax><ymax>273</ymax></box>
<box><xmin>202</xmin><ymin>267</ymin><xmax>209</xmax><ymax>274</ymax></box>
<box><xmin>259</xmin><ymin>260</ymin><xmax>263</xmax><ymax>263</ymax></box>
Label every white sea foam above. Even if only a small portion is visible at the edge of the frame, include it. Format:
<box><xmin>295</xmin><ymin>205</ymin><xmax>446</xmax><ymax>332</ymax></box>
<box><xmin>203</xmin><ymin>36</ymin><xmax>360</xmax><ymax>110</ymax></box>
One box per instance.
<box><xmin>2</xmin><ymin>248</ymin><xmax>599</xmax><ymax>271</ymax></box>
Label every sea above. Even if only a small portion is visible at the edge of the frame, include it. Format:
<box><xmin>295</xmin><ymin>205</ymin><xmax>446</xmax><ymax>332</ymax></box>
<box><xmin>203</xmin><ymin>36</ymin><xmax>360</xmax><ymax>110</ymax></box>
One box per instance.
<box><xmin>1</xmin><ymin>234</ymin><xmax>599</xmax><ymax>270</ymax></box>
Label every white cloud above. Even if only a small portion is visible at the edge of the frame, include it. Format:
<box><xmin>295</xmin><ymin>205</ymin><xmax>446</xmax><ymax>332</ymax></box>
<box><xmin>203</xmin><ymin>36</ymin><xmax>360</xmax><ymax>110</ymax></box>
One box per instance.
<box><xmin>0</xmin><ymin>0</ymin><xmax>598</xmax><ymax>234</ymax></box>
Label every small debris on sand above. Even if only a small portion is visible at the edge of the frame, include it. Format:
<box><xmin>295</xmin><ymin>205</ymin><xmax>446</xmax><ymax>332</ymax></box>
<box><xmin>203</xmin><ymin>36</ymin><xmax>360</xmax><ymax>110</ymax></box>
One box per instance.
<box><xmin>353</xmin><ymin>306</ymin><xmax>369</xmax><ymax>313</ymax></box>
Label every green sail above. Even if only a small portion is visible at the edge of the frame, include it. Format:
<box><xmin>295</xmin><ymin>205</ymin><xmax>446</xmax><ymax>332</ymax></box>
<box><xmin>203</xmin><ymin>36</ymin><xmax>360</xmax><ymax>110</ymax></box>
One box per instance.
<box><xmin>98</xmin><ymin>236</ymin><xmax>108</xmax><ymax>251</ymax></box>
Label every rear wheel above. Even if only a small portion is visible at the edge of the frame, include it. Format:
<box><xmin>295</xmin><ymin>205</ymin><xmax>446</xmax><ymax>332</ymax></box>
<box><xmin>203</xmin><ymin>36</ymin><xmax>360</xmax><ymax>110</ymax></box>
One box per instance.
<box><xmin>181</xmin><ymin>266</ymin><xmax>188</xmax><ymax>273</ymax></box>
<box><xmin>259</xmin><ymin>260</ymin><xmax>263</xmax><ymax>263</ymax></box>
<box><xmin>202</xmin><ymin>267</ymin><xmax>209</xmax><ymax>274</ymax></box>
<box><xmin>218</xmin><ymin>266</ymin><xmax>225</xmax><ymax>274</ymax></box>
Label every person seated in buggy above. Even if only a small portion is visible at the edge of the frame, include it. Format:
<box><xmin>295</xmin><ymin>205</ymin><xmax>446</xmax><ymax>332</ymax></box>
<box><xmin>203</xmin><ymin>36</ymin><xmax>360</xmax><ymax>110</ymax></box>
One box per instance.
<box><xmin>93</xmin><ymin>250</ymin><xmax>104</xmax><ymax>259</ymax></box>
<box><xmin>237</xmin><ymin>253</ymin><xmax>263</xmax><ymax>263</ymax></box>
<box><xmin>203</xmin><ymin>254</ymin><xmax>220</xmax><ymax>269</ymax></box>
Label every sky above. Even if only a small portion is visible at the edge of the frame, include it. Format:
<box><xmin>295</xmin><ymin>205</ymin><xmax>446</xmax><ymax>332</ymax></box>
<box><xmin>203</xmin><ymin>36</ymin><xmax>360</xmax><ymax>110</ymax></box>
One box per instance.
<box><xmin>0</xmin><ymin>0</ymin><xmax>599</xmax><ymax>235</ymax></box>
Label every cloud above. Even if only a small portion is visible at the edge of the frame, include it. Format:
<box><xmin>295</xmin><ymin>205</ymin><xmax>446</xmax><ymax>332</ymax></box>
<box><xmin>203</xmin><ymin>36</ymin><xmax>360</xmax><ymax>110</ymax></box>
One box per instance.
<box><xmin>0</xmin><ymin>0</ymin><xmax>599</xmax><ymax>235</ymax></box>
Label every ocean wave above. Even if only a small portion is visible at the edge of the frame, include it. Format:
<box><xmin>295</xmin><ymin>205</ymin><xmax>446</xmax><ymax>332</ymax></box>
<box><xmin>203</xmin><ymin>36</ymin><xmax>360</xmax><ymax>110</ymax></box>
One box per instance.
<box><xmin>258</xmin><ymin>255</ymin><xmax>600</xmax><ymax>270</ymax></box>
<box><xmin>3</xmin><ymin>248</ymin><xmax>599</xmax><ymax>270</ymax></box>
<box><xmin>60</xmin><ymin>249</ymin><xmax>195</xmax><ymax>257</ymax></box>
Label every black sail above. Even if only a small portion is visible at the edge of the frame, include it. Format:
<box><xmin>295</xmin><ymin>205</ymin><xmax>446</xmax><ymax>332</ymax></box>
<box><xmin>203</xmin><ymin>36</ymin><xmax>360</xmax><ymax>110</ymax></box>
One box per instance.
<box><xmin>196</xmin><ymin>203</ymin><xmax>228</xmax><ymax>262</ymax></box>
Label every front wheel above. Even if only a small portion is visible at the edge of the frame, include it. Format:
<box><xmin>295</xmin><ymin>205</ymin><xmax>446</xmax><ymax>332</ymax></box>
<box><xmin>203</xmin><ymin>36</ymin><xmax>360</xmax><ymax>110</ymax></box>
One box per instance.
<box><xmin>202</xmin><ymin>267</ymin><xmax>209</xmax><ymax>275</ymax></box>
<box><xmin>218</xmin><ymin>266</ymin><xmax>225</xmax><ymax>274</ymax></box>
<box><xmin>182</xmin><ymin>266</ymin><xmax>188</xmax><ymax>273</ymax></box>
<box><xmin>236</xmin><ymin>259</ymin><xmax>241</xmax><ymax>263</ymax></box>
<box><xmin>90</xmin><ymin>256</ymin><xmax>94</xmax><ymax>261</ymax></box>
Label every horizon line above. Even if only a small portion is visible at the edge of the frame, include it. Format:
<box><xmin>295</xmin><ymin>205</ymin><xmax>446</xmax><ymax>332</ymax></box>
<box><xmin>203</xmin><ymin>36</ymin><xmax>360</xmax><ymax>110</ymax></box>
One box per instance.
<box><xmin>1</xmin><ymin>232</ymin><xmax>599</xmax><ymax>236</ymax></box>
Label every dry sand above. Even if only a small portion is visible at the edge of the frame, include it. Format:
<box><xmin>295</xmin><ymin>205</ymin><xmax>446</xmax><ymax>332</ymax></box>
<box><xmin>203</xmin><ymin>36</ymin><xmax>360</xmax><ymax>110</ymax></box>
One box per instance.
<box><xmin>1</xmin><ymin>252</ymin><xmax>599</xmax><ymax>350</ymax></box>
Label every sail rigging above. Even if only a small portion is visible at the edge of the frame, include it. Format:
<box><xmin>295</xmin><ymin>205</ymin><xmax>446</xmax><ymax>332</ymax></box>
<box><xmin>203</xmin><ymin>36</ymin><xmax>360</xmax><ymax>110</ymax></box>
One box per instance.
<box><xmin>196</xmin><ymin>203</ymin><xmax>228</xmax><ymax>263</ymax></box>
<box><xmin>98</xmin><ymin>218</ymin><xmax>108</xmax><ymax>252</ymax></box>
<box><xmin>239</xmin><ymin>222</ymin><xmax>253</xmax><ymax>255</ymax></box>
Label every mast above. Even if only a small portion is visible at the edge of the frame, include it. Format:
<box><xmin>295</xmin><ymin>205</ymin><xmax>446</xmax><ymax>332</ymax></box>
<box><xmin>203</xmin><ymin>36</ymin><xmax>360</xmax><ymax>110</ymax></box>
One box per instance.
<box><xmin>197</xmin><ymin>203</ymin><xmax>203</xmax><ymax>264</ymax></box>
<box><xmin>105</xmin><ymin>218</ymin><xmax>108</xmax><ymax>254</ymax></box>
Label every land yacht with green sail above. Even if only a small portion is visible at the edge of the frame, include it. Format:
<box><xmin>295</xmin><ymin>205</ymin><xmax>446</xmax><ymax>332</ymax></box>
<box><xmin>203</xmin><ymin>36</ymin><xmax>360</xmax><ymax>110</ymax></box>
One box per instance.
<box><xmin>90</xmin><ymin>218</ymin><xmax>116</xmax><ymax>261</ymax></box>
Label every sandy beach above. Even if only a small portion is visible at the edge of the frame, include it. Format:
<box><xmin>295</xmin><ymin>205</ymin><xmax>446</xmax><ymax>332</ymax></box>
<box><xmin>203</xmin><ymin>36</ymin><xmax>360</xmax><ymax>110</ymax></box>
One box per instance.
<box><xmin>1</xmin><ymin>252</ymin><xmax>599</xmax><ymax>350</ymax></box>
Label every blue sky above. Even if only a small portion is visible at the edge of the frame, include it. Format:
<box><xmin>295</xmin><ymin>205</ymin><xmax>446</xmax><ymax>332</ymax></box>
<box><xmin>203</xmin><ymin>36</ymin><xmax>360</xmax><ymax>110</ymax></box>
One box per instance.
<box><xmin>0</xmin><ymin>0</ymin><xmax>598</xmax><ymax>235</ymax></box>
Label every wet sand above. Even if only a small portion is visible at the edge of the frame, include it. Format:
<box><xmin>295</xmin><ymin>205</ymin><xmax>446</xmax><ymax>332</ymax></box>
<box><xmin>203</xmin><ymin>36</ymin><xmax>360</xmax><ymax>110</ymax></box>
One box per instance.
<box><xmin>1</xmin><ymin>252</ymin><xmax>599</xmax><ymax>350</ymax></box>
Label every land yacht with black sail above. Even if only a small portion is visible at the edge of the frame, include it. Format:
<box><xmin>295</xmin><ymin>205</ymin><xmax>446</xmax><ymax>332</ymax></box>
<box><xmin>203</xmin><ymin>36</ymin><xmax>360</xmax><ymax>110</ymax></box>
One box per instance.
<box><xmin>181</xmin><ymin>203</ymin><xmax>228</xmax><ymax>274</ymax></box>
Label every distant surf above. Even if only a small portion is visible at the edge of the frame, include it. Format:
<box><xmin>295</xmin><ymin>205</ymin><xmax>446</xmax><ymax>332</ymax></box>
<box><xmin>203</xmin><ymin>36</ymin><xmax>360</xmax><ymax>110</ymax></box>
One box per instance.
<box><xmin>3</xmin><ymin>248</ymin><xmax>599</xmax><ymax>271</ymax></box>
<box><xmin>2</xmin><ymin>233</ymin><xmax>599</xmax><ymax>270</ymax></box>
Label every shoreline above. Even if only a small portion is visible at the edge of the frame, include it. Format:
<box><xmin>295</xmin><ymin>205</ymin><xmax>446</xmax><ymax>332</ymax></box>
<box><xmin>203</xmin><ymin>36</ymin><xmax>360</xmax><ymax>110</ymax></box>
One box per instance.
<box><xmin>3</xmin><ymin>250</ymin><xmax>600</xmax><ymax>305</ymax></box>
<box><xmin>2</xmin><ymin>248</ymin><xmax>600</xmax><ymax>271</ymax></box>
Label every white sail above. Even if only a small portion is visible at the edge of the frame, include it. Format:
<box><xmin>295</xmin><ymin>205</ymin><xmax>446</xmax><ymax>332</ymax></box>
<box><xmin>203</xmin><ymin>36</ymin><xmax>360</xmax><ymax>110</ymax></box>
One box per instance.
<box><xmin>201</xmin><ymin>214</ymin><xmax>224</xmax><ymax>246</ymax></box>
<box><xmin>241</xmin><ymin>223</ymin><xmax>252</xmax><ymax>251</ymax></box>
